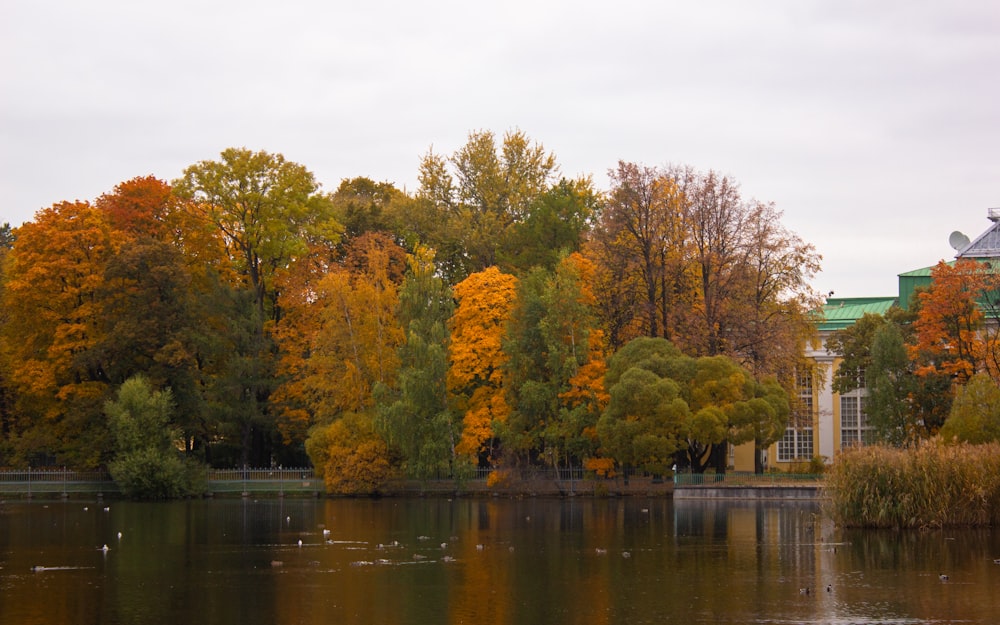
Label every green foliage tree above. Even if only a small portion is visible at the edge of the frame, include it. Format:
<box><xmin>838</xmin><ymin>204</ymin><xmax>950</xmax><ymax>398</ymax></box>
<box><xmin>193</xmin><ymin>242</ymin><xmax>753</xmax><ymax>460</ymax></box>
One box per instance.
<box><xmin>828</xmin><ymin>307</ymin><xmax>950</xmax><ymax>443</ymax></box>
<box><xmin>940</xmin><ymin>372</ymin><xmax>1000</xmax><ymax>444</ymax></box>
<box><xmin>503</xmin><ymin>254</ymin><xmax>608</xmax><ymax>472</ymax></box>
<box><xmin>500</xmin><ymin>177</ymin><xmax>600</xmax><ymax>274</ymax></box>
<box><xmin>174</xmin><ymin>148</ymin><xmax>340</xmax><ymax>466</ymax></box>
<box><xmin>597</xmin><ymin>338</ymin><xmax>690</xmax><ymax>474</ymax></box>
<box><xmin>106</xmin><ymin>376</ymin><xmax>204</xmax><ymax>499</ymax></box>
<box><xmin>865</xmin><ymin>322</ymin><xmax>913</xmax><ymax>445</ymax></box>
<box><xmin>329</xmin><ymin>177</ymin><xmax>413</xmax><ymax>245</ymax></box>
<box><xmin>417</xmin><ymin>129</ymin><xmax>558</xmax><ymax>281</ymax></box>
<box><xmin>598</xmin><ymin>337</ymin><xmax>788</xmax><ymax>474</ymax></box>
<box><xmin>376</xmin><ymin>246</ymin><xmax>463</xmax><ymax>481</ymax></box>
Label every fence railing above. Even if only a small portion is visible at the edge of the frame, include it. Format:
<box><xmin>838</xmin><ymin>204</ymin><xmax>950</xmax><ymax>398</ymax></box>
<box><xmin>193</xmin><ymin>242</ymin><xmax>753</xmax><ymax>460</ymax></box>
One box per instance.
<box><xmin>0</xmin><ymin>467</ymin><xmax>318</xmax><ymax>497</ymax></box>
<box><xmin>471</xmin><ymin>466</ymin><xmax>586</xmax><ymax>481</ymax></box>
<box><xmin>675</xmin><ymin>472</ymin><xmax>824</xmax><ymax>487</ymax></box>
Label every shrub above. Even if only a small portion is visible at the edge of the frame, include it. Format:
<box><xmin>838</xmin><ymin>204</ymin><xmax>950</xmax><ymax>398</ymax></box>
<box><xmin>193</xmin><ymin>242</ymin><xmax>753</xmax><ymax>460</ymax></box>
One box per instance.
<box><xmin>825</xmin><ymin>441</ymin><xmax>1000</xmax><ymax>528</ymax></box>
<box><xmin>106</xmin><ymin>376</ymin><xmax>205</xmax><ymax>499</ymax></box>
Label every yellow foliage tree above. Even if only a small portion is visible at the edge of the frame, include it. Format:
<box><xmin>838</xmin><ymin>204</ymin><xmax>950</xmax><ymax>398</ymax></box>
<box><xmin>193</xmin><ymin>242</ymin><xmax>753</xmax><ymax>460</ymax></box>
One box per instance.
<box><xmin>448</xmin><ymin>267</ymin><xmax>518</xmax><ymax>460</ymax></box>
<box><xmin>275</xmin><ymin>235</ymin><xmax>404</xmax><ymax>431</ymax></box>
<box><xmin>305</xmin><ymin>412</ymin><xmax>395</xmax><ymax>495</ymax></box>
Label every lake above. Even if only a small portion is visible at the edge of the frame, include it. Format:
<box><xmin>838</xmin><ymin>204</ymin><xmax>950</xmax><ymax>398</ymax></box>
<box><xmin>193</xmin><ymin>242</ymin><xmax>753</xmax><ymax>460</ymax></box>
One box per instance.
<box><xmin>1</xmin><ymin>496</ymin><xmax>998</xmax><ymax>624</ymax></box>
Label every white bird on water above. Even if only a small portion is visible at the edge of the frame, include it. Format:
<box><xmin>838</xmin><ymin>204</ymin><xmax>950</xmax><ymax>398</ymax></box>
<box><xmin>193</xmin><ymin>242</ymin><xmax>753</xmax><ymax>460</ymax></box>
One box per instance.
<box><xmin>101</xmin><ymin>544</ymin><xmax>109</xmax><ymax>553</ymax></box>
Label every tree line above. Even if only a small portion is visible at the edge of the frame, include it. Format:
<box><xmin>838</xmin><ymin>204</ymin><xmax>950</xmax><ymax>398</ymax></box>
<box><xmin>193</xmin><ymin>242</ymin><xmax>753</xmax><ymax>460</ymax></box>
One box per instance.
<box><xmin>0</xmin><ymin>130</ymin><xmax>822</xmax><ymax>493</ymax></box>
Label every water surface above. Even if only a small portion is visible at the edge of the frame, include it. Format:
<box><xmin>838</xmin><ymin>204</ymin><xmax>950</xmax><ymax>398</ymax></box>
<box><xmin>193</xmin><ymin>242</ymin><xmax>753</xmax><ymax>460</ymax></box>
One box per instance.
<box><xmin>1</xmin><ymin>497</ymin><xmax>998</xmax><ymax>624</ymax></box>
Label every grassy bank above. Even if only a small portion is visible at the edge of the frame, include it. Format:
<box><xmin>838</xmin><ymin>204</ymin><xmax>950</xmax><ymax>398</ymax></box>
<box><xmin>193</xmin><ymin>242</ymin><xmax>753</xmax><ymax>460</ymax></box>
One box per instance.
<box><xmin>825</xmin><ymin>441</ymin><xmax>1000</xmax><ymax>528</ymax></box>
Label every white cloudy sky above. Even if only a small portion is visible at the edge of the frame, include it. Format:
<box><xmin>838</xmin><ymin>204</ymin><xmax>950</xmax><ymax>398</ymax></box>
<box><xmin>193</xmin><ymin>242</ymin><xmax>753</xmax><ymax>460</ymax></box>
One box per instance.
<box><xmin>1</xmin><ymin>0</ymin><xmax>998</xmax><ymax>297</ymax></box>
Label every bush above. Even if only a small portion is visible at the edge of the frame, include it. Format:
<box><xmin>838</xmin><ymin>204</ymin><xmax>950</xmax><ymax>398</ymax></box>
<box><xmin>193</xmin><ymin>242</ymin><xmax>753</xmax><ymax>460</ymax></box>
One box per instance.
<box><xmin>106</xmin><ymin>376</ymin><xmax>205</xmax><ymax>499</ymax></box>
<box><xmin>825</xmin><ymin>441</ymin><xmax>1000</xmax><ymax>528</ymax></box>
<box><xmin>109</xmin><ymin>450</ymin><xmax>205</xmax><ymax>499</ymax></box>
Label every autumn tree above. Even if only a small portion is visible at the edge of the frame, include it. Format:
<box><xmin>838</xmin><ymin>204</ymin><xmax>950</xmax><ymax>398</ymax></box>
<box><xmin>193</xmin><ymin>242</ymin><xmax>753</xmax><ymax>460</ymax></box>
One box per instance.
<box><xmin>910</xmin><ymin>259</ymin><xmax>1000</xmax><ymax>384</ymax></box>
<box><xmin>306</xmin><ymin>411</ymin><xmax>396</xmax><ymax>495</ymax></box>
<box><xmin>730</xmin><ymin>201</ymin><xmax>821</xmax><ymax>380</ymax></box>
<box><xmin>0</xmin><ymin>222</ymin><xmax>15</xmax><ymax>451</ymax></box>
<box><xmin>589</xmin><ymin>163</ymin><xmax>820</xmax><ymax>388</ymax></box>
<box><xmin>448</xmin><ymin>267</ymin><xmax>518</xmax><ymax>464</ymax></box>
<box><xmin>281</xmin><ymin>235</ymin><xmax>404</xmax><ymax>427</ymax></box>
<box><xmin>0</xmin><ymin>202</ymin><xmax>120</xmax><ymax>467</ymax></box>
<box><xmin>376</xmin><ymin>246</ymin><xmax>462</xmax><ymax>481</ymax></box>
<box><xmin>590</xmin><ymin>162</ymin><xmax>690</xmax><ymax>345</ymax></box>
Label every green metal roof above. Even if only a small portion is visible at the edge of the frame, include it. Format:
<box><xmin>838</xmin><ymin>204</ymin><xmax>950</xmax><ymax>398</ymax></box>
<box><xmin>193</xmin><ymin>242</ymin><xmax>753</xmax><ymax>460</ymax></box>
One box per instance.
<box><xmin>817</xmin><ymin>297</ymin><xmax>898</xmax><ymax>332</ymax></box>
<box><xmin>898</xmin><ymin>265</ymin><xmax>938</xmax><ymax>278</ymax></box>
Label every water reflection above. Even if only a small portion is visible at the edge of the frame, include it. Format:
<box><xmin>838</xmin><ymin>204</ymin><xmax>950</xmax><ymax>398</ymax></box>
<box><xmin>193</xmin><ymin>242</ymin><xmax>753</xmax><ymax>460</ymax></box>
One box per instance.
<box><xmin>0</xmin><ymin>497</ymin><xmax>997</xmax><ymax>624</ymax></box>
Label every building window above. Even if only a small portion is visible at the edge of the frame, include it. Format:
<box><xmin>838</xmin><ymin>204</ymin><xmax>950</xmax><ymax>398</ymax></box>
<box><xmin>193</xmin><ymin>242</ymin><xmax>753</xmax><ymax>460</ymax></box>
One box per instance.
<box><xmin>778</xmin><ymin>427</ymin><xmax>813</xmax><ymax>461</ymax></box>
<box><xmin>840</xmin><ymin>395</ymin><xmax>871</xmax><ymax>448</ymax></box>
<box><xmin>778</xmin><ymin>368</ymin><xmax>814</xmax><ymax>462</ymax></box>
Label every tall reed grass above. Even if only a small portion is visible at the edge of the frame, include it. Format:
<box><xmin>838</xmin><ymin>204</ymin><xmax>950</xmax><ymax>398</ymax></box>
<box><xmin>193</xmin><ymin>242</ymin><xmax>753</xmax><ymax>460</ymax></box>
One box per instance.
<box><xmin>825</xmin><ymin>441</ymin><xmax>1000</xmax><ymax>528</ymax></box>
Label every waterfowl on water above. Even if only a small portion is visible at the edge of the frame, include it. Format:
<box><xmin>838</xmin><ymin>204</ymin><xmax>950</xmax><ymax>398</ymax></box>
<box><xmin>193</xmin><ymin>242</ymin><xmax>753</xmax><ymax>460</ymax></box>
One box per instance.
<box><xmin>826</xmin><ymin>585</ymin><xmax>832</xmax><ymax>593</ymax></box>
<box><xmin>939</xmin><ymin>573</ymin><xmax>949</xmax><ymax>581</ymax></box>
<box><xmin>799</xmin><ymin>587</ymin><xmax>810</xmax><ymax>595</ymax></box>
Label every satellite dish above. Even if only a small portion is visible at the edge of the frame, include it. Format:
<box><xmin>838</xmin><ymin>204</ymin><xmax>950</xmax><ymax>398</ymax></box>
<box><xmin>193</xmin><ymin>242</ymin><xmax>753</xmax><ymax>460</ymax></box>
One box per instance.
<box><xmin>949</xmin><ymin>231</ymin><xmax>971</xmax><ymax>251</ymax></box>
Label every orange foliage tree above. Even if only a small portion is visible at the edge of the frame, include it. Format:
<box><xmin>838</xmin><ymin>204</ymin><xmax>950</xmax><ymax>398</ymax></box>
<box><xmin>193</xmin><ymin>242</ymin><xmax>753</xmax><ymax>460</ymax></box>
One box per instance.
<box><xmin>0</xmin><ymin>201</ymin><xmax>122</xmax><ymax>466</ymax></box>
<box><xmin>448</xmin><ymin>267</ymin><xmax>518</xmax><ymax>463</ymax></box>
<box><xmin>910</xmin><ymin>259</ymin><xmax>1000</xmax><ymax>384</ymax></box>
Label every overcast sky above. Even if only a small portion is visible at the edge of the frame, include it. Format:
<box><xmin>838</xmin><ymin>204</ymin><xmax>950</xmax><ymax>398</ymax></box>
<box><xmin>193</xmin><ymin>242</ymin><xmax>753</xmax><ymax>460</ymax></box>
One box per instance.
<box><xmin>2</xmin><ymin>1</ymin><xmax>998</xmax><ymax>297</ymax></box>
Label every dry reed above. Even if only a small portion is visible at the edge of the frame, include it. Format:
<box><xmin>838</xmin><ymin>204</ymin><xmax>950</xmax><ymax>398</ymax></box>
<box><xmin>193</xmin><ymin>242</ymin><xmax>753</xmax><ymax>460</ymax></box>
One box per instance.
<box><xmin>824</xmin><ymin>441</ymin><xmax>1000</xmax><ymax>528</ymax></box>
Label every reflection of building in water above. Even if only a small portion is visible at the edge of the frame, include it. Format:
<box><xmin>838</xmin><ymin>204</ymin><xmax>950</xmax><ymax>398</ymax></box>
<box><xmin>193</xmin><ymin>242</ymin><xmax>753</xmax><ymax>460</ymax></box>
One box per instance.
<box><xmin>731</xmin><ymin>210</ymin><xmax>1000</xmax><ymax>472</ymax></box>
<box><xmin>673</xmin><ymin>500</ymin><xmax>822</xmax><ymax>563</ymax></box>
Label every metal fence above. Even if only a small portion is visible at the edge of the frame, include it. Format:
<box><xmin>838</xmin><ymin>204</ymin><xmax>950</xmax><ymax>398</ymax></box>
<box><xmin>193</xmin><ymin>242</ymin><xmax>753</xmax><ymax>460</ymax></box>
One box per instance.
<box><xmin>674</xmin><ymin>472</ymin><xmax>824</xmax><ymax>487</ymax></box>
<box><xmin>0</xmin><ymin>467</ymin><xmax>319</xmax><ymax>497</ymax></box>
<box><xmin>206</xmin><ymin>468</ymin><xmax>319</xmax><ymax>495</ymax></box>
<box><xmin>471</xmin><ymin>466</ymin><xmax>586</xmax><ymax>481</ymax></box>
<box><xmin>0</xmin><ymin>468</ymin><xmax>118</xmax><ymax>496</ymax></box>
